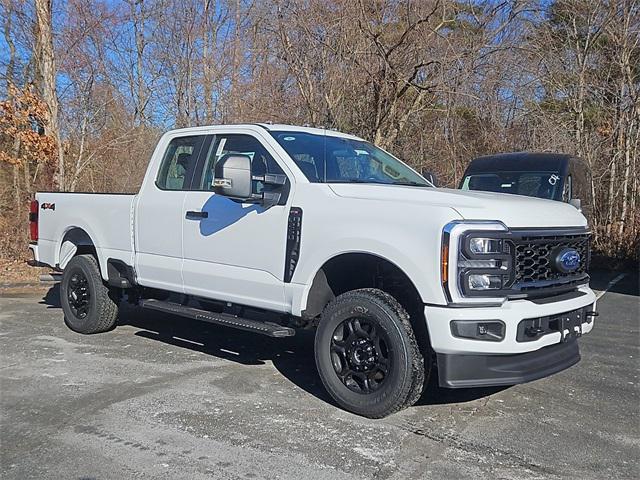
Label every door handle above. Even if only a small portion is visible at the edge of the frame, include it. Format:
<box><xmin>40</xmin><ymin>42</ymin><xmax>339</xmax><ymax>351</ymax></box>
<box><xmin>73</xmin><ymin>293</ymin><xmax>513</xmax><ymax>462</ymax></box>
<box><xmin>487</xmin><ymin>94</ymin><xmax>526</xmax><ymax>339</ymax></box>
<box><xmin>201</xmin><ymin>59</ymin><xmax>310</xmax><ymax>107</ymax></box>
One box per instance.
<box><xmin>185</xmin><ymin>210</ymin><xmax>208</xmax><ymax>219</ymax></box>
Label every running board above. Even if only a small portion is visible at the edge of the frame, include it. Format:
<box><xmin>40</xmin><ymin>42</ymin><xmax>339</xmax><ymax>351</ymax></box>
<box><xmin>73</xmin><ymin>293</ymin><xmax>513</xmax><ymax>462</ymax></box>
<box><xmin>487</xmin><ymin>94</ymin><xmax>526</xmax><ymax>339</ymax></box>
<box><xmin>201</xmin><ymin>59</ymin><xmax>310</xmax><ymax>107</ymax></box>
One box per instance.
<box><xmin>139</xmin><ymin>299</ymin><xmax>295</xmax><ymax>338</ymax></box>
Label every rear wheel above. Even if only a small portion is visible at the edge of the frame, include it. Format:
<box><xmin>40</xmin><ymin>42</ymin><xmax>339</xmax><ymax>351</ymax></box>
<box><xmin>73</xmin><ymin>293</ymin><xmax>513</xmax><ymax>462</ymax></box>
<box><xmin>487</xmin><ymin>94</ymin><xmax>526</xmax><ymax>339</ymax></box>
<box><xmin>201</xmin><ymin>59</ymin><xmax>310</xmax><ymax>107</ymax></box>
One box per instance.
<box><xmin>61</xmin><ymin>254</ymin><xmax>119</xmax><ymax>334</ymax></box>
<box><xmin>315</xmin><ymin>288</ymin><xmax>425</xmax><ymax>418</ymax></box>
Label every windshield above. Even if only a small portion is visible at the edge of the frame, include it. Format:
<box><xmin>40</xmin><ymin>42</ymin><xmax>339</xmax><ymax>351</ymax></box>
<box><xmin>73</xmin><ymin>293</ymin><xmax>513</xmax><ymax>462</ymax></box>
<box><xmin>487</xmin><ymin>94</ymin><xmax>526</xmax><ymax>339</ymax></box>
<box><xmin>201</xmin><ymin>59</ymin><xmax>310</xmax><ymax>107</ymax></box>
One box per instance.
<box><xmin>460</xmin><ymin>171</ymin><xmax>563</xmax><ymax>200</ymax></box>
<box><xmin>270</xmin><ymin>131</ymin><xmax>431</xmax><ymax>187</ymax></box>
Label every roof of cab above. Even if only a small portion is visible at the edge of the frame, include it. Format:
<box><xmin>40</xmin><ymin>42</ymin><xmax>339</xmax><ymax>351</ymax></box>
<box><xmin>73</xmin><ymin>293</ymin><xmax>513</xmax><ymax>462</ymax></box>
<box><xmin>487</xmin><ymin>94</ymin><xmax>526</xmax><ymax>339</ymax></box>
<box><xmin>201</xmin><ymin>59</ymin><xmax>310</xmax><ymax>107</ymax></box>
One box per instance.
<box><xmin>464</xmin><ymin>152</ymin><xmax>577</xmax><ymax>175</ymax></box>
<box><xmin>166</xmin><ymin>123</ymin><xmax>364</xmax><ymax>141</ymax></box>
<box><xmin>256</xmin><ymin>123</ymin><xmax>364</xmax><ymax>140</ymax></box>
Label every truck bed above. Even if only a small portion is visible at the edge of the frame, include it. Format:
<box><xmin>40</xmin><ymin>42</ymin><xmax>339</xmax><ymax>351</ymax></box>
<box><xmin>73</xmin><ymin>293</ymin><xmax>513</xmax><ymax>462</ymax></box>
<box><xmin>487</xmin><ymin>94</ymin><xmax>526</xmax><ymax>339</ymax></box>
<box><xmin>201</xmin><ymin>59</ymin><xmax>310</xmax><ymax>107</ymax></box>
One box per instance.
<box><xmin>33</xmin><ymin>192</ymin><xmax>137</xmax><ymax>278</ymax></box>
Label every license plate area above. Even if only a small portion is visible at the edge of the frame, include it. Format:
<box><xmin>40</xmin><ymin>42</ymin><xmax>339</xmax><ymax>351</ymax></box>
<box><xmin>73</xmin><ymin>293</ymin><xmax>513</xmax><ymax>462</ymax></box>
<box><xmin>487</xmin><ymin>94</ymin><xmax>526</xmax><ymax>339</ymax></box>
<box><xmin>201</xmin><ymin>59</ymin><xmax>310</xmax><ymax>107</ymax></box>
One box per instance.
<box><xmin>517</xmin><ymin>304</ymin><xmax>592</xmax><ymax>342</ymax></box>
<box><xmin>557</xmin><ymin>309</ymin><xmax>583</xmax><ymax>341</ymax></box>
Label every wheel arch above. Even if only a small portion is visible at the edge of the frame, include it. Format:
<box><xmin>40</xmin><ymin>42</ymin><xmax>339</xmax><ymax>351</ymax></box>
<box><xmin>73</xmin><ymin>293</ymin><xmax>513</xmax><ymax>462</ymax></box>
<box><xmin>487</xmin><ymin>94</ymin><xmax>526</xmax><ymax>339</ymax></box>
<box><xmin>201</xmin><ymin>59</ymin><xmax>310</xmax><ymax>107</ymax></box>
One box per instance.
<box><xmin>302</xmin><ymin>251</ymin><xmax>424</xmax><ymax>317</ymax></box>
<box><xmin>302</xmin><ymin>251</ymin><xmax>432</xmax><ymax>366</ymax></box>
<box><xmin>57</xmin><ymin>226</ymin><xmax>99</xmax><ymax>270</ymax></box>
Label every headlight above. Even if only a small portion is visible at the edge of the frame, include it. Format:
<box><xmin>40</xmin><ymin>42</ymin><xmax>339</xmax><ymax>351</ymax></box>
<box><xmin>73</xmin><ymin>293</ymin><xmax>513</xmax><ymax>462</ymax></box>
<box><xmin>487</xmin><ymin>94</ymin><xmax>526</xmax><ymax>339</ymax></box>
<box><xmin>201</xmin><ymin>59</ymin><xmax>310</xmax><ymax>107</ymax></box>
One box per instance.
<box><xmin>441</xmin><ymin>221</ymin><xmax>514</xmax><ymax>305</ymax></box>
<box><xmin>468</xmin><ymin>238</ymin><xmax>502</xmax><ymax>255</ymax></box>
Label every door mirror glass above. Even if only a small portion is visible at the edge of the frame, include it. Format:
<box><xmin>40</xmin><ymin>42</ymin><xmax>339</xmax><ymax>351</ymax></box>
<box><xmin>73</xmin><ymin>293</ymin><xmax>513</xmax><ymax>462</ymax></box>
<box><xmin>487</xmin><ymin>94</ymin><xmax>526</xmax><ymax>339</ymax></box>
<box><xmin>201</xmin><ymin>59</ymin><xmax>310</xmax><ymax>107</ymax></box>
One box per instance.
<box><xmin>214</xmin><ymin>154</ymin><xmax>253</xmax><ymax>199</ymax></box>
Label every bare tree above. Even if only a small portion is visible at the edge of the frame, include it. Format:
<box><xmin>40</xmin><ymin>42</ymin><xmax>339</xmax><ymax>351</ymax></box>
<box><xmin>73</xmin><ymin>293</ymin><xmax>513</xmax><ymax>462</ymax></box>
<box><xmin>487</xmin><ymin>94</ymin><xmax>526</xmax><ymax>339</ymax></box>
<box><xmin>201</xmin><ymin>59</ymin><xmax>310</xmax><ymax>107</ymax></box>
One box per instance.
<box><xmin>34</xmin><ymin>0</ymin><xmax>64</xmax><ymax>190</ymax></box>
<box><xmin>128</xmin><ymin>0</ymin><xmax>149</xmax><ymax>124</ymax></box>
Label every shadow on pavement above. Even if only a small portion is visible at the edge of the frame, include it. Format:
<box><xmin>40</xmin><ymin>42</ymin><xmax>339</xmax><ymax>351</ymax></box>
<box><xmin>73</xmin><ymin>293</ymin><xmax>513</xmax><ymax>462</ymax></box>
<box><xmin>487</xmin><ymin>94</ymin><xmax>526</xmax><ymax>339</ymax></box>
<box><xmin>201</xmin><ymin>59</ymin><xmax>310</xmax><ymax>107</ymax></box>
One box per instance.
<box><xmin>417</xmin><ymin>375</ymin><xmax>508</xmax><ymax>406</ymax></box>
<box><xmin>40</xmin><ymin>284</ymin><xmax>503</xmax><ymax>410</ymax></box>
<box><xmin>41</xmin><ymin>283</ymin><xmax>62</xmax><ymax>308</ymax></box>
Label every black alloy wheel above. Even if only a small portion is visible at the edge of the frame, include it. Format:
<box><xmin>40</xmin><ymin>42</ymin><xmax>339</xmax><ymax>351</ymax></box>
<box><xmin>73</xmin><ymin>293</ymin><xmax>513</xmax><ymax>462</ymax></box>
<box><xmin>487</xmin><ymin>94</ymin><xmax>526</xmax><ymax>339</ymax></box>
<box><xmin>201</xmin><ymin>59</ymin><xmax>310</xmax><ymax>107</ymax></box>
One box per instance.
<box><xmin>67</xmin><ymin>270</ymin><xmax>91</xmax><ymax>319</ymax></box>
<box><xmin>330</xmin><ymin>317</ymin><xmax>391</xmax><ymax>393</ymax></box>
<box><xmin>315</xmin><ymin>288</ymin><xmax>426</xmax><ymax>418</ymax></box>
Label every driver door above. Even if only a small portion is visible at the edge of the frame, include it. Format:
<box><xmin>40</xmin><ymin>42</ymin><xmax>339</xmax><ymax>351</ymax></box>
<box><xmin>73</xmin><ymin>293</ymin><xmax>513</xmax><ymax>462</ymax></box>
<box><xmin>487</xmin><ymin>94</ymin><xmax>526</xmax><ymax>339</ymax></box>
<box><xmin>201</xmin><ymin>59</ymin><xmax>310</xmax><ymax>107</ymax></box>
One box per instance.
<box><xmin>181</xmin><ymin>133</ymin><xmax>291</xmax><ymax>312</ymax></box>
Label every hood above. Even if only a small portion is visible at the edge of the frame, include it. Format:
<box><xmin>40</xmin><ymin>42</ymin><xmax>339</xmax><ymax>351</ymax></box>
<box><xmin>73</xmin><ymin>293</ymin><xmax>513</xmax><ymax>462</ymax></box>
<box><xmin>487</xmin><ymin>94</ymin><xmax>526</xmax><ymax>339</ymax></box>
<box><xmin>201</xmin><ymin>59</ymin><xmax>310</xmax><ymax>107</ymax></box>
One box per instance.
<box><xmin>328</xmin><ymin>184</ymin><xmax>587</xmax><ymax>229</ymax></box>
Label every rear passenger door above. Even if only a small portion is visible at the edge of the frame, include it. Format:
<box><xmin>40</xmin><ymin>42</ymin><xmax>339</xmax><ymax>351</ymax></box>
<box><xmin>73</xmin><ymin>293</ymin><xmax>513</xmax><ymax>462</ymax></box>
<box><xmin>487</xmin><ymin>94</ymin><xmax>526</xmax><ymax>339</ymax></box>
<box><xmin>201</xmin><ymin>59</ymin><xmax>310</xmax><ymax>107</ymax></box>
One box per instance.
<box><xmin>181</xmin><ymin>132</ymin><xmax>291</xmax><ymax>311</ymax></box>
<box><xmin>135</xmin><ymin>134</ymin><xmax>206</xmax><ymax>292</ymax></box>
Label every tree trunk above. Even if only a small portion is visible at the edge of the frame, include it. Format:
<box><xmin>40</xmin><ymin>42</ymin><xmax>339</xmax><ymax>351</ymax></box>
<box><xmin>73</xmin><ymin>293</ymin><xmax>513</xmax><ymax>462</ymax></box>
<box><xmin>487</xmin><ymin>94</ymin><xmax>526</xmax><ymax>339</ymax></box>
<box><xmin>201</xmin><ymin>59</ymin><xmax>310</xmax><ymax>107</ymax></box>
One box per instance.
<box><xmin>130</xmin><ymin>0</ymin><xmax>147</xmax><ymax>124</ymax></box>
<box><xmin>230</xmin><ymin>0</ymin><xmax>241</xmax><ymax>120</ymax></box>
<box><xmin>202</xmin><ymin>0</ymin><xmax>214</xmax><ymax>123</ymax></box>
<box><xmin>34</xmin><ymin>0</ymin><xmax>65</xmax><ymax>190</ymax></box>
<box><xmin>618</xmin><ymin>119</ymin><xmax>633</xmax><ymax>236</ymax></box>
<box><xmin>3</xmin><ymin>0</ymin><xmax>15</xmax><ymax>91</ymax></box>
<box><xmin>4</xmin><ymin>0</ymin><xmax>22</xmax><ymax>208</ymax></box>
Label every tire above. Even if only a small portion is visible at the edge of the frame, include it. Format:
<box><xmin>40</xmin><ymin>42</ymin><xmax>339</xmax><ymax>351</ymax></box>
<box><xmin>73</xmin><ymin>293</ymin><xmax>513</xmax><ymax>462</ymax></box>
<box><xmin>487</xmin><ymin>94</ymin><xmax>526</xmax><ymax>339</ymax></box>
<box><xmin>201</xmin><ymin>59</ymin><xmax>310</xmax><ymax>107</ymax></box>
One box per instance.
<box><xmin>61</xmin><ymin>254</ymin><xmax>119</xmax><ymax>334</ymax></box>
<box><xmin>315</xmin><ymin>288</ymin><xmax>425</xmax><ymax>418</ymax></box>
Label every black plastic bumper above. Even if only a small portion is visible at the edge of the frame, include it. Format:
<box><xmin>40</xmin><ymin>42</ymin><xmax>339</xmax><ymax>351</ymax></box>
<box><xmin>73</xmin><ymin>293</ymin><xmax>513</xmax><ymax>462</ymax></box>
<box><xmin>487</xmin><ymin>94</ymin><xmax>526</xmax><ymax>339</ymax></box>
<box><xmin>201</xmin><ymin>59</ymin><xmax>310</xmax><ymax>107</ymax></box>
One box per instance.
<box><xmin>437</xmin><ymin>339</ymin><xmax>580</xmax><ymax>388</ymax></box>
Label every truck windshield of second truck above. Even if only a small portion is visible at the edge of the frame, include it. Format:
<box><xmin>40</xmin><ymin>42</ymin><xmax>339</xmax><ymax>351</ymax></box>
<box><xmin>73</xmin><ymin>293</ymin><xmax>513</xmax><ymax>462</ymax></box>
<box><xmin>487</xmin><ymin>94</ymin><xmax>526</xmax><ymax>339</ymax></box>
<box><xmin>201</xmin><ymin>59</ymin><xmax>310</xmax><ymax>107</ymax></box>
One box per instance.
<box><xmin>270</xmin><ymin>130</ymin><xmax>432</xmax><ymax>187</ymax></box>
<box><xmin>460</xmin><ymin>171</ymin><xmax>563</xmax><ymax>200</ymax></box>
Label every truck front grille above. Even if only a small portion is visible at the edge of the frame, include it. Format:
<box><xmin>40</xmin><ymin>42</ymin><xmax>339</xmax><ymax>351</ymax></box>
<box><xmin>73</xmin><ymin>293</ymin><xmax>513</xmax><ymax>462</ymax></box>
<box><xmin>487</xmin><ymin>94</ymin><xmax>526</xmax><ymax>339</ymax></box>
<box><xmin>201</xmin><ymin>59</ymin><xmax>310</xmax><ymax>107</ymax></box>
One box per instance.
<box><xmin>508</xmin><ymin>229</ymin><xmax>590</xmax><ymax>295</ymax></box>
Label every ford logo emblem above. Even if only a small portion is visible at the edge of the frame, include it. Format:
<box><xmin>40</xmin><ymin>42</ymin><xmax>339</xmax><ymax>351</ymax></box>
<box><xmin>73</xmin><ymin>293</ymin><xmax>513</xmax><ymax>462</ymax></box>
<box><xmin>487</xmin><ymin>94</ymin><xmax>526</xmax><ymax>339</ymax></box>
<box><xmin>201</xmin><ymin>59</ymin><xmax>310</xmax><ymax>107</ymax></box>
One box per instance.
<box><xmin>554</xmin><ymin>248</ymin><xmax>581</xmax><ymax>273</ymax></box>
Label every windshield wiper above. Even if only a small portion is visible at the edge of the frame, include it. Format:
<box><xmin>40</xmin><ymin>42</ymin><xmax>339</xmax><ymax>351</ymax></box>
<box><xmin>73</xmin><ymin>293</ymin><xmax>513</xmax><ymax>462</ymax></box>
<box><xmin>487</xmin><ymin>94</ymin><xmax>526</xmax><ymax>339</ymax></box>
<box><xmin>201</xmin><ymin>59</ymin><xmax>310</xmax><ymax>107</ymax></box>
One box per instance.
<box><xmin>327</xmin><ymin>179</ymin><xmax>429</xmax><ymax>187</ymax></box>
<box><xmin>328</xmin><ymin>179</ymin><xmax>393</xmax><ymax>185</ymax></box>
<box><xmin>390</xmin><ymin>181</ymin><xmax>430</xmax><ymax>187</ymax></box>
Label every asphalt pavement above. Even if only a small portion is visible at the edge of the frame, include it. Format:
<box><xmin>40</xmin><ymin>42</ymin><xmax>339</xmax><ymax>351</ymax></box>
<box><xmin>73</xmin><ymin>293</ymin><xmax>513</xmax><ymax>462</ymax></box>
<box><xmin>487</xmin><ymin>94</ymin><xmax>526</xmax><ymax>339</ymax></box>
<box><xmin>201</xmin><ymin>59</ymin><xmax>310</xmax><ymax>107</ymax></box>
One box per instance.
<box><xmin>0</xmin><ymin>270</ymin><xmax>638</xmax><ymax>479</ymax></box>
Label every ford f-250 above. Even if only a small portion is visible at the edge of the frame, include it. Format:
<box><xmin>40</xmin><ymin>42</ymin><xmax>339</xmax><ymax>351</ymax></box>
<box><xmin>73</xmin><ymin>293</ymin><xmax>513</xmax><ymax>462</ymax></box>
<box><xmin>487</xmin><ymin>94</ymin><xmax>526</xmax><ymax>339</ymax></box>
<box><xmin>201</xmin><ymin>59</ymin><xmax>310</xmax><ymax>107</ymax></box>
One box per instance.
<box><xmin>29</xmin><ymin>124</ymin><xmax>597</xmax><ymax>418</ymax></box>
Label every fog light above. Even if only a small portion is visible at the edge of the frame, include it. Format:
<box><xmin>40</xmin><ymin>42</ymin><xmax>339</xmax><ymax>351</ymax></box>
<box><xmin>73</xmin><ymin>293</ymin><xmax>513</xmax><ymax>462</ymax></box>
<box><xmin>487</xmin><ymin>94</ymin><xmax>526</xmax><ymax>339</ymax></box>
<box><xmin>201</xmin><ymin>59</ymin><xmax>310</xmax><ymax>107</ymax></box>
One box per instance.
<box><xmin>468</xmin><ymin>274</ymin><xmax>502</xmax><ymax>290</ymax></box>
<box><xmin>450</xmin><ymin>320</ymin><xmax>505</xmax><ymax>341</ymax></box>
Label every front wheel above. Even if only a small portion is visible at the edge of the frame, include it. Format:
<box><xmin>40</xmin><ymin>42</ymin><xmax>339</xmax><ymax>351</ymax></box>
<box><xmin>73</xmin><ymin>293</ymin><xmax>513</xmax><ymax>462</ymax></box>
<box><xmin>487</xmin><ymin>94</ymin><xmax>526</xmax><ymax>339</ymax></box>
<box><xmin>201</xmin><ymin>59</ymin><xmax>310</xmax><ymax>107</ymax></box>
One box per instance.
<box><xmin>315</xmin><ymin>288</ymin><xmax>425</xmax><ymax>418</ymax></box>
<box><xmin>61</xmin><ymin>254</ymin><xmax>119</xmax><ymax>334</ymax></box>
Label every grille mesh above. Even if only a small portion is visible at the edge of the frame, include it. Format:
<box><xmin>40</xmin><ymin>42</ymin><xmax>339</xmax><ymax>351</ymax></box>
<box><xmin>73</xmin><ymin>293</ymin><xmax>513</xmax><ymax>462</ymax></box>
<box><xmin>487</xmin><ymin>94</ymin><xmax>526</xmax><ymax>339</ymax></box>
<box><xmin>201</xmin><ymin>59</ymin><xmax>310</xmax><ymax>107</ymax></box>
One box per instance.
<box><xmin>510</xmin><ymin>233</ymin><xmax>590</xmax><ymax>285</ymax></box>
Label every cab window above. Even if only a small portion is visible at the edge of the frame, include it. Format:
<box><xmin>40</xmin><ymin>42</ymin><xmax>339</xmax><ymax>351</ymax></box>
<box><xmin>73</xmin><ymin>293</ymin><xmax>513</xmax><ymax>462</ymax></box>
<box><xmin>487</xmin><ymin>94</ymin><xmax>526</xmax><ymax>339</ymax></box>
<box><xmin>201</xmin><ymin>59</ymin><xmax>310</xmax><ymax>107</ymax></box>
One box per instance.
<box><xmin>156</xmin><ymin>136</ymin><xmax>205</xmax><ymax>190</ymax></box>
<box><xmin>199</xmin><ymin>134</ymin><xmax>285</xmax><ymax>192</ymax></box>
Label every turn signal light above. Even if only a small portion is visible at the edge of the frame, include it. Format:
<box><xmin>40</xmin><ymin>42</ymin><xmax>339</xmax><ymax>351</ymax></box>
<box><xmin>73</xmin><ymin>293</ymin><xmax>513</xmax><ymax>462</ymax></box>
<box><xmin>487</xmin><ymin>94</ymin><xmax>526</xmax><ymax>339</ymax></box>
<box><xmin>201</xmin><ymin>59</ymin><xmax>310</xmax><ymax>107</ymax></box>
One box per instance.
<box><xmin>441</xmin><ymin>243</ymin><xmax>449</xmax><ymax>283</ymax></box>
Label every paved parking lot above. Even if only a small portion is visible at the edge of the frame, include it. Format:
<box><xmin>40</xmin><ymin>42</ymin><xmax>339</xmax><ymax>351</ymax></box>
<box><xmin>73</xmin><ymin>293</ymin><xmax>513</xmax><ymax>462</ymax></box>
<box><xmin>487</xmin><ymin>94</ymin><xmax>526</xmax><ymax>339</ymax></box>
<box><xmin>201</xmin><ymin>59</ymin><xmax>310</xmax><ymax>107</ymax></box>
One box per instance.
<box><xmin>0</xmin><ymin>270</ymin><xmax>638</xmax><ymax>479</ymax></box>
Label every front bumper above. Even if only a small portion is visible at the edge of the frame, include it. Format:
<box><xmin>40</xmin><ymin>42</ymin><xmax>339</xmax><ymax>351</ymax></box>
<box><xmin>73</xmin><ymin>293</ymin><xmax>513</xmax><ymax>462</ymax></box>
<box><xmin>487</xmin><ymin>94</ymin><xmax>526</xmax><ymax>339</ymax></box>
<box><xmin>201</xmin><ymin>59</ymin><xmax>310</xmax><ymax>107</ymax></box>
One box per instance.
<box><xmin>425</xmin><ymin>285</ymin><xmax>596</xmax><ymax>388</ymax></box>
<box><xmin>425</xmin><ymin>285</ymin><xmax>596</xmax><ymax>355</ymax></box>
<box><xmin>437</xmin><ymin>339</ymin><xmax>580</xmax><ymax>388</ymax></box>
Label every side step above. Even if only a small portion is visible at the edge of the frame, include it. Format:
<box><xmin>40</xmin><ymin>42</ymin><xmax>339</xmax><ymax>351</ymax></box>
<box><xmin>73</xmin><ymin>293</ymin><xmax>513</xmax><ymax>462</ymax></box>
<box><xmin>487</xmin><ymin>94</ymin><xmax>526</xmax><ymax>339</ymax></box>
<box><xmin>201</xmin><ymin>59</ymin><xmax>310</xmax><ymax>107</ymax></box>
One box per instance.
<box><xmin>139</xmin><ymin>299</ymin><xmax>295</xmax><ymax>338</ymax></box>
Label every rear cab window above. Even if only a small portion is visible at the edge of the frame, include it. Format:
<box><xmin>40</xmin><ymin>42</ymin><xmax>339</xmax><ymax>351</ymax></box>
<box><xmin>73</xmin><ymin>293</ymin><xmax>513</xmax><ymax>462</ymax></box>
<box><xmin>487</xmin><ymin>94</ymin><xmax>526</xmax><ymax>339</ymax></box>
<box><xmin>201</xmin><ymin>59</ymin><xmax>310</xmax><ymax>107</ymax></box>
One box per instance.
<box><xmin>156</xmin><ymin>135</ymin><xmax>206</xmax><ymax>190</ymax></box>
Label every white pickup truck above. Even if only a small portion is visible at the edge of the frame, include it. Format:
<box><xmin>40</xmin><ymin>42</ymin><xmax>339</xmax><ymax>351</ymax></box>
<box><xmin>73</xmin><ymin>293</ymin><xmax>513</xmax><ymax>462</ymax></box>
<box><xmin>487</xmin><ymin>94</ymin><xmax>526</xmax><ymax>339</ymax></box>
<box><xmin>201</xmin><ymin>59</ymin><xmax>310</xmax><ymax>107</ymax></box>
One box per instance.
<box><xmin>29</xmin><ymin>124</ymin><xmax>597</xmax><ymax>417</ymax></box>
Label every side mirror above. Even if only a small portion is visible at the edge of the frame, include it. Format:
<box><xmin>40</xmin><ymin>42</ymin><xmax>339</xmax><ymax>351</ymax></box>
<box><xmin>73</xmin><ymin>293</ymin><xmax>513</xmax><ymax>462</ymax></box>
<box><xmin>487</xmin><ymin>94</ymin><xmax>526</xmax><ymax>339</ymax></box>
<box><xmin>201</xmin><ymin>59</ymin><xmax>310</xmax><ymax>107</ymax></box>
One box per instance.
<box><xmin>421</xmin><ymin>168</ymin><xmax>438</xmax><ymax>187</ymax></box>
<box><xmin>214</xmin><ymin>154</ymin><xmax>253</xmax><ymax>200</ymax></box>
<box><xmin>569</xmin><ymin>198</ymin><xmax>582</xmax><ymax>210</ymax></box>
